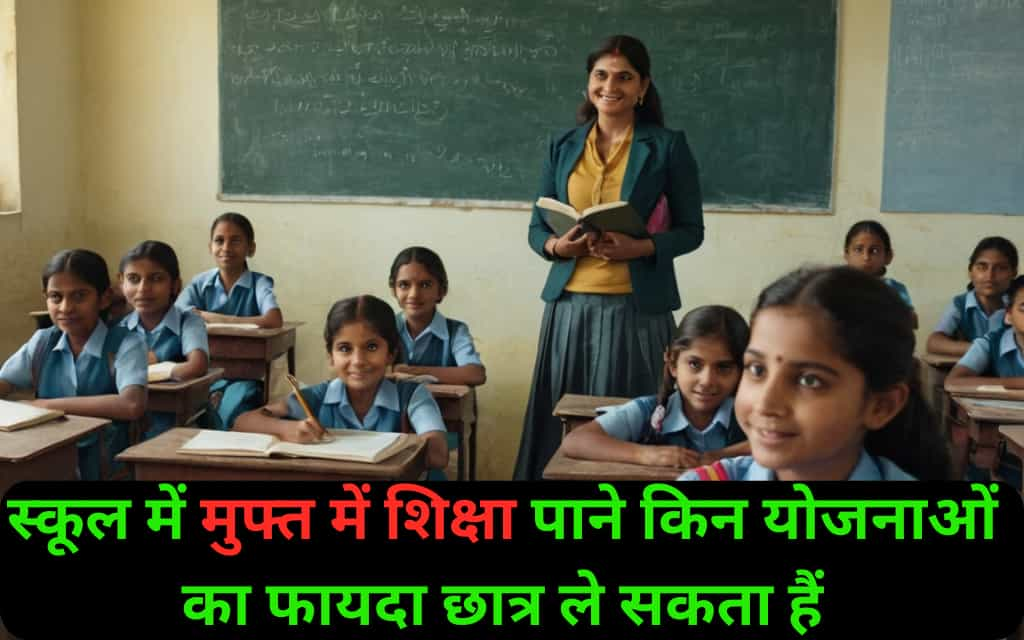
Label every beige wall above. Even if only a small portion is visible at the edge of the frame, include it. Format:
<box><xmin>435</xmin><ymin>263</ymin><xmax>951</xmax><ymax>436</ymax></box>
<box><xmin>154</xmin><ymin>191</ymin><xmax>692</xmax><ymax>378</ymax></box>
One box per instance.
<box><xmin>6</xmin><ymin>0</ymin><xmax>1015</xmax><ymax>479</ymax></box>
<box><xmin>0</xmin><ymin>0</ymin><xmax>79</xmax><ymax>360</ymax></box>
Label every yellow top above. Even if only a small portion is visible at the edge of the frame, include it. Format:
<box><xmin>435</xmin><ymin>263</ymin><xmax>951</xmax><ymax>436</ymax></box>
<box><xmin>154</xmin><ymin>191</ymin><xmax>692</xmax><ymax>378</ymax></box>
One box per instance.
<box><xmin>563</xmin><ymin>123</ymin><xmax>634</xmax><ymax>294</ymax></box>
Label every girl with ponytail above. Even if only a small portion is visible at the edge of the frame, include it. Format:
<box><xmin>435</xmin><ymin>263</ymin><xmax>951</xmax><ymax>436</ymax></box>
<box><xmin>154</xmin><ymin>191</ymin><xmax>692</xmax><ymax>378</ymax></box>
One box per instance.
<box><xmin>562</xmin><ymin>306</ymin><xmax>750</xmax><ymax>469</ymax></box>
<box><xmin>682</xmin><ymin>265</ymin><xmax>952</xmax><ymax>482</ymax></box>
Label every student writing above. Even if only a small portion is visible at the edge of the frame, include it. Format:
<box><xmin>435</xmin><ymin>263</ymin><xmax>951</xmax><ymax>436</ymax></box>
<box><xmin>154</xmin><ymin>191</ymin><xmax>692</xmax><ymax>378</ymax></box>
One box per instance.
<box><xmin>233</xmin><ymin>295</ymin><xmax>449</xmax><ymax>470</ymax></box>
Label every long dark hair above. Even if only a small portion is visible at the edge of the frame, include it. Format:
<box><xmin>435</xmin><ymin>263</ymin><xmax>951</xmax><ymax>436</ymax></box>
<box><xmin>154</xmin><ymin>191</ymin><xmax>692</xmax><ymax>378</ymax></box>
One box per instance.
<box><xmin>575</xmin><ymin>35</ymin><xmax>664</xmax><ymax>127</ymax></box>
<box><xmin>323</xmin><ymin>295</ymin><xmax>402</xmax><ymax>361</ymax></box>
<box><xmin>966</xmin><ymin>236</ymin><xmax>1018</xmax><ymax>292</ymax></box>
<box><xmin>752</xmin><ymin>265</ymin><xmax>952</xmax><ymax>481</ymax></box>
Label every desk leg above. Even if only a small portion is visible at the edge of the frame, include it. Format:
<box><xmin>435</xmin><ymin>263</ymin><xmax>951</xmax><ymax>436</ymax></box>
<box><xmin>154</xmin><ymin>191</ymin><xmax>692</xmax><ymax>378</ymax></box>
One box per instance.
<box><xmin>469</xmin><ymin>420</ymin><xmax>477</xmax><ymax>481</ymax></box>
<box><xmin>263</xmin><ymin>361</ymin><xmax>272</xmax><ymax>405</ymax></box>
<box><xmin>457</xmin><ymin>433</ymin><xmax>466</xmax><ymax>481</ymax></box>
<box><xmin>288</xmin><ymin>346</ymin><xmax>296</xmax><ymax>376</ymax></box>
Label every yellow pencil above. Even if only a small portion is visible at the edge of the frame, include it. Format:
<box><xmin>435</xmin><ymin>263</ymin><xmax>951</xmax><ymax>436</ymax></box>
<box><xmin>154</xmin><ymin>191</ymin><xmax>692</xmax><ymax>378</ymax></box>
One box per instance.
<box><xmin>285</xmin><ymin>374</ymin><xmax>332</xmax><ymax>442</ymax></box>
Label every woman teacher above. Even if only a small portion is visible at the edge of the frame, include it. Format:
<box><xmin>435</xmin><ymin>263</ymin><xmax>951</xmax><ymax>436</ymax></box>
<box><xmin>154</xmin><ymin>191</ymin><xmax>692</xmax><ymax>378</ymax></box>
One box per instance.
<box><xmin>513</xmin><ymin>35</ymin><xmax>705</xmax><ymax>480</ymax></box>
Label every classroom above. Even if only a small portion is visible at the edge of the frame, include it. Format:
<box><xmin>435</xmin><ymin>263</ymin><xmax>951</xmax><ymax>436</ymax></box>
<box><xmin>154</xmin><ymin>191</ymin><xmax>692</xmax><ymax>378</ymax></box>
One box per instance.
<box><xmin>1</xmin><ymin>0</ymin><xmax>1022</xmax><ymax>482</ymax></box>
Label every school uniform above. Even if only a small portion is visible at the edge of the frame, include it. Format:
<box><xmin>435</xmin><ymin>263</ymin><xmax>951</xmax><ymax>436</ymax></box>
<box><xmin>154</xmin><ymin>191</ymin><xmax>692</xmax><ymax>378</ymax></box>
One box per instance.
<box><xmin>677</xmin><ymin>449</ymin><xmax>917</xmax><ymax>481</ymax></box>
<box><xmin>396</xmin><ymin>309</ymin><xmax>482</xmax><ymax>470</ymax></box>
<box><xmin>0</xmin><ymin>321</ymin><xmax>147</xmax><ymax>480</ymax></box>
<box><xmin>597</xmin><ymin>394</ymin><xmax>746</xmax><ymax>453</ymax></box>
<box><xmin>514</xmin><ymin>119</ymin><xmax>705</xmax><ymax>480</ymax></box>
<box><xmin>175</xmin><ymin>267</ymin><xmax>279</xmax><ymax>429</ymax></box>
<box><xmin>285</xmin><ymin>378</ymin><xmax>445</xmax><ymax>435</ymax></box>
<box><xmin>934</xmin><ymin>291</ymin><xmax>1008</xmax><ymax>342</ymax></box>
<box><xmin>396</xmin><ymin>310</ymin><xmax>482</xmax><ymax>368</ymax></box>
<box><xmin>119</xmin><ymin>306</ymin><xmax>209</xmax><ymax>439</ymax></box>
<box><xmin>956</xmin><ymin>326</ymin><xmax>1024</xmax><ymax>489</ymax></box>
<box><xmin>882</xmin><ymin>277</ymin><xmax>913</xmax><ymax>308</ymax></box>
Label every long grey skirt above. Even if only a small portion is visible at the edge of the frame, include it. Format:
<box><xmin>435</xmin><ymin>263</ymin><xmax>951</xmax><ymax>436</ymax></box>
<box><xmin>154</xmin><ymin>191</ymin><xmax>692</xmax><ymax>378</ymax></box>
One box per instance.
<box><xmin>512</xmin><ymin>292</ymin><xmax>675</xmax><ymax>480</ymax></box>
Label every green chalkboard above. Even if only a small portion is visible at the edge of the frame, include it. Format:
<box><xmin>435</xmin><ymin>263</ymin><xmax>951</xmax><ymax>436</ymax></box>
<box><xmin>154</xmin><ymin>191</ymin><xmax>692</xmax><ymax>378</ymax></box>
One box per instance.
<box><xmin>219</xmin><ymin>0</ymin><xmax>837</xmax><ymax>209</ymax></box>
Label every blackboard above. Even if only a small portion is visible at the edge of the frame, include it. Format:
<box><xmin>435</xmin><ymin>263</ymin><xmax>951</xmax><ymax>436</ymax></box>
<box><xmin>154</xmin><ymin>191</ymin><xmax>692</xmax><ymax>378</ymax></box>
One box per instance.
<box><xmin>881</xmin><ymin>0</ymin><xmax>1024</xmax><ymax>215</ymax></box>
<box><xmin>219</xmin><ymin>0</ymin><xmax>837</xmax><ymax>210</ymax></box>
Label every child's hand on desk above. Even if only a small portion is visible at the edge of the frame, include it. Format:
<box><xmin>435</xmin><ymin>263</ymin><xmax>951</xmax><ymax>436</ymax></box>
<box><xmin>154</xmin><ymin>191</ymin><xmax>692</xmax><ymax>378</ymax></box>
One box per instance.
<box><xmin>641</xmin><ymin>445</ymin><xmax>701</xmax><ymax>469</ymax></box>
<box><xmin>282</xmin><ymin>419</ymin><xmax>327</xmax><ymax>444</ymax></box>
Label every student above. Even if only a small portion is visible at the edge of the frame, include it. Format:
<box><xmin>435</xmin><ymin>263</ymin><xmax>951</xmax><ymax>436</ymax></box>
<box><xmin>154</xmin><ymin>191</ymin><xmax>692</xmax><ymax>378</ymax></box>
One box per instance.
<box><xmin>234</xmin><ymin>295</ymin><xmax>448</xmax><ymax>470</ymax></box>
<box><xmin>842</xmin><ymin>220</ymin><xmax>918</xmax><ymax>329</ymax></box>
<box><xmin>389</xmin><ymin>246</ymin><xmax>486</xmax><ymax>386</ymax></box>
<box><xmin>0</xmin><ymin>249</ymin><xmax>148</xmax><ymax>480</ymax></box>
<box><xmin>681</xmin><ymin>265</ymin><xmax>952</xmax><ymax>481</ymax></box>
<box><xmin>118</xmin><ymin>240</ymin><xmax>209</xmax><ymax>439</ymax></box>
<box><xmin>176</xmin><ymin>212</ymin><xmax>282</xmax><ymax>428</ymax></box>
<box><xmin>562</xmin><ymin>305</ymin><xmax>751</xmax><ymax>468</ymax></box>
<box><xmin>927</xmin><ymin>236</ymin><xmax>1018</xmax><ymax>357</ymax></box>
<box><xmin>944</xmin><ymin>275</ymin><xmax>1024</xmax><ymax>489</ymax></box>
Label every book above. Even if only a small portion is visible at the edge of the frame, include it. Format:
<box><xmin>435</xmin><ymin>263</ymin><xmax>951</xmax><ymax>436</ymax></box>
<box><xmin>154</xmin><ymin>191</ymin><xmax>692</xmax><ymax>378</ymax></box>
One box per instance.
<box><xmin>205</xmin><ymin>322</ymin><xmax>261</xmax><ymax>330</ymax></box>
<box><xmin>177</xmin><ymin>429</ymin><xmax>416</xmax><ymax>464</ymax></box>
<box><xmin>536</xmin><ymin>197</ymin><xmax>649</xmax><ymax>239</ymax></box>
<box><xmin>148</xmin><ymin>361</ymin><xmax>176</xmax><ymax>383</ymax></box>
<box><xmin>0</xmin><ymin>399</ymin><xmax>65</xmax><ymax>432</ymax></box>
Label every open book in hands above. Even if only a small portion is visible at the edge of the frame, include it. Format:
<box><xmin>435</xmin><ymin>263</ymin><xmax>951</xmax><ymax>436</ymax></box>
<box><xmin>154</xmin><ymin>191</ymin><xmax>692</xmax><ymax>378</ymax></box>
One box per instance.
<box><xmin>536</xmin><ymin>197</ymin><xmax>649</xmax><ymax>239</ymax></box>
<box><xmin>177</xmin><ymin>429</ymin><xmax>416</xmax><ymax>464</ymax></box>
<box><xmin>0</xmin><ymin>399</ymin><xmax>65</xmax><ymax>432</ymax></box>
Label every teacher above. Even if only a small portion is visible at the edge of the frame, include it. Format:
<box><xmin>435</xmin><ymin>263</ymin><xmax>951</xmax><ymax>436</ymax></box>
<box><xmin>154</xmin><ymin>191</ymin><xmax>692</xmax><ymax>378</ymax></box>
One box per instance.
<box><xmin>513</xmin><ymin>35</ymin><xmax>705</xmax><ymax>480</ymax></box>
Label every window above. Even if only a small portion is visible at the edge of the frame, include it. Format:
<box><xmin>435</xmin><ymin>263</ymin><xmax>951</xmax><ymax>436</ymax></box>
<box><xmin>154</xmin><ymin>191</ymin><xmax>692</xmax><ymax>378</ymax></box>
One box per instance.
<box><xmin>0</xmin><ymin>0</ymin><xmax>21</xmax><ymax>215</ymax></box>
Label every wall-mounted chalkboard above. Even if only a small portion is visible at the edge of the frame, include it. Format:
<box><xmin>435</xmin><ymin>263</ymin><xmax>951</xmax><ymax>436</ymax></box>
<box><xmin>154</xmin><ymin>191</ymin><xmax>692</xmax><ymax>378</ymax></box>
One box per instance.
<box><xmin>881</xmin><ymin>0</ymin><xmax>1024</xmax><ymax>215</ymax></box>
<box><xmin>219</xmin><ymin>0</ymin><xmax>837</xmax><ymax>210</ymax></box>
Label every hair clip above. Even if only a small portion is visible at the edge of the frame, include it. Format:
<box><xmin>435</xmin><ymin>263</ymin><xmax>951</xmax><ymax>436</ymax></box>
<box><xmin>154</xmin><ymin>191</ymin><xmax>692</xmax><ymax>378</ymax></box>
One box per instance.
<box><xmin>650</xmin><ymin>405</ymin><xmax>666</xmax><ymax>433</ymax></box>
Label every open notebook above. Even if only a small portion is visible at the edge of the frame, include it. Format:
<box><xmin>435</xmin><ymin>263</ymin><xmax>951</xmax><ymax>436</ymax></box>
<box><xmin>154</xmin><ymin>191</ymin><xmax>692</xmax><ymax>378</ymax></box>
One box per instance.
<box><xmin>205</xmin><ymin>322</ymin><xmax>261</xmax><ymax>330</ymax></box>
<box><xmin>177</xmin><ymin>429</ymin><xmax>416</xmax><ymax>464</ymax></box>
<box><xmin>0</xmin><ymin>399</ymin><xmax>65</xmax><ymax>432</ymax></box>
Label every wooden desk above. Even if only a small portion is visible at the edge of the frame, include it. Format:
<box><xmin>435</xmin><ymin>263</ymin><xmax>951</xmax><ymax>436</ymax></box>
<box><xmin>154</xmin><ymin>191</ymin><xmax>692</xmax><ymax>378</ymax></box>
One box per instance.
<box><xmin>949</xmin><ymin>394</ymin><xmax>1024</xmax><ymax>483</ymax></box>
<box><xmin>147</xmin><ymin>368</ymin><xmax>225</xmax><ymax>429</ymax></box>
<box><xmin>920</xmin><ymin>352</ymin><xmax>959</xmax><ymax>422</ymax></box>
<box><xmin>0</xmin><ymin>414</ymin><xmax>110</xmax><ymax>495</ymax></box>
<box><xmin>116</xmin><ymin>427</ymin><xmax>427</xmax><ymax>481</ymax></box>
<box><xmin>425</xmin><ymin>383</ymin><xmax>478</xmax><ymax>481</ymax></box>
<box><xmin>542</xmin><ymin>445</ymin><xmax>684</xmax><ymax>481</ymax></box>
<box><xmin>206</xmin><ymin>322</ymin><xmax>303</xmax><ymax>404</ymax></box>
<box><xmin>28</xmin><ymin>310</ymin><xmax>52</xmax><ymax>330</ymax></box>
<box><xmin>998</xmin><ymin>425</ymin><xmax>1024</xmax><ymax>494</ymax></box>
<box><xmin>553</xmin><ymin>394</ymin><xmax>632</xmax><ymax>437</ymax></box>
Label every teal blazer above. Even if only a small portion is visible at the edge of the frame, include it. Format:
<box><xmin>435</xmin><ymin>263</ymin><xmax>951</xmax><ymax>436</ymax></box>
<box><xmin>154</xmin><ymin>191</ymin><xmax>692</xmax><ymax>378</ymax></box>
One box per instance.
<box><xmin>527</xmin><ymin>120</ymin><xmax>705</xmax><ymax>314</ymax></box>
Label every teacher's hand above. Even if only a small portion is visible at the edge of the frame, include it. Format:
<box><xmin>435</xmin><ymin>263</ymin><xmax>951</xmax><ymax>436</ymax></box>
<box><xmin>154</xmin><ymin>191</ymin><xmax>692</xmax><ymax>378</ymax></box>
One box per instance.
<box><xmin>589</xmin><ymin>232</ymin><xmax>656</xmax><ymax>261</ymax></box>
<box><xmin>547</xmin><ymin>225</ymin><xmax>593</xmax><ymax>259</ymax></box>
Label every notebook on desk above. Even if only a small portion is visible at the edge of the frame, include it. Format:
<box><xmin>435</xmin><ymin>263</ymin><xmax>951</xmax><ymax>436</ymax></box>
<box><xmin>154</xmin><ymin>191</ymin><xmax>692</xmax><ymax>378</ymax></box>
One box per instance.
<box><xmin>177</xmin><ymin>429</ymin><xmax>415</xmax><ymax>464</ymax></box>
<box><xmin>147</xmin><ymin>362</ymin><xmax>176</xmax><ymax>383</ymax></box>
<box><xmin>205</xmin><ymin>322</ymin><xmax>261</xmax><ymax>330</ymax></box>
<box><xmin>0</xmin><ymin>399</ymin><xmax>65</xmax><ymax>432</ymax></box>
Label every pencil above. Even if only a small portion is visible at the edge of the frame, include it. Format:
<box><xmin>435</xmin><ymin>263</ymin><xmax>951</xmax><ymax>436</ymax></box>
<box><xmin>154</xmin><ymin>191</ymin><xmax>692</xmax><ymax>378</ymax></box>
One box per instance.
<box><xmin>285</xmin><ymin>374</ymin><xmax>332</xmax><ymax>442</ymax></box>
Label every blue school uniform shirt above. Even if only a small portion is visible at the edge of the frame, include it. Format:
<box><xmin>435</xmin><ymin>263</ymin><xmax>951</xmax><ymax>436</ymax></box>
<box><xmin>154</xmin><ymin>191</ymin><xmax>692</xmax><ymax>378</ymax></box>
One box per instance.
<box><xmin>883</xmin><ymin>277</ymin><xmax>913</xmax><ymax>308</ymax></box>
<box><xmin>285</xmin><ymin>378</ymin><xmax>445</xmax><ymax>435</ymax></box>
<box><xmin>0</xmin><ymin>321</ymin><xmax>147</xmax><ymax>396</ymax></box>
<box><xmin>677</xmin><ymin>449</ymin><xmax>917</xmax><ymax>481</ymax></box>
<box><xmin>175</xmin><ymin>267</ymin><xmax>278</xmax><ymax>317</ymax></box>
<box><xmin>596</xmin><ymin>393</ymin><xmax>745</xmax><ymax>453</ymax></box>
<box><xmin>396</xmin><ymin>310</ymin><xmax>483</xmax><ymax>367</ymax></box>
<box><xmin>119</xmin><ymin>305</ymin><xmax>209</xmax><ymax>362</ymax></box>
<box><xmin>934</xmin><ymin>291</ymin><xmax>1007</xmax><ymax>341</ymax></box>
<box><xmin>119</xmin><ymin>306</ymin><xmax>209</xmax><ymax>437</ymax></box>
<box><xmin>956</xmin><ymin>326</ymin><xmax>1024</xmax><ymax>377</ymax></box>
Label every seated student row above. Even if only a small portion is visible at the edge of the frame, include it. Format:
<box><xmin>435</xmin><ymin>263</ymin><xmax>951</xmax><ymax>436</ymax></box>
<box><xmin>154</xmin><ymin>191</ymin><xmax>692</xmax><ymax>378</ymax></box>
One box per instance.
<box><xmin>0</xmin><ymin>214</ymin><xmax>485</xmax><ymax>479</ymax></box>
<box><xmin>0</xmin><ymin>212</ymin><xmax>1014</xmax><ymax>484</ymax></box>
